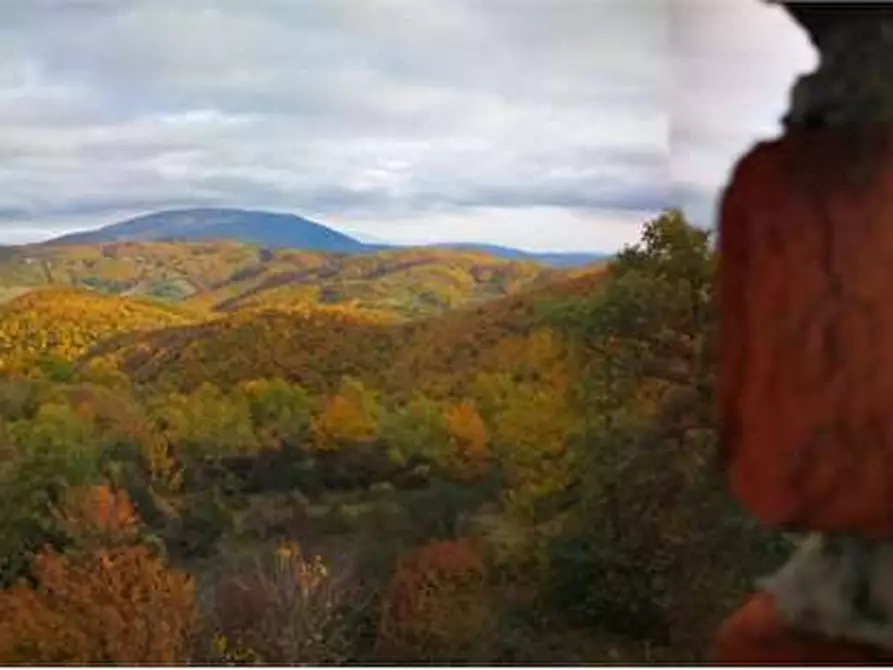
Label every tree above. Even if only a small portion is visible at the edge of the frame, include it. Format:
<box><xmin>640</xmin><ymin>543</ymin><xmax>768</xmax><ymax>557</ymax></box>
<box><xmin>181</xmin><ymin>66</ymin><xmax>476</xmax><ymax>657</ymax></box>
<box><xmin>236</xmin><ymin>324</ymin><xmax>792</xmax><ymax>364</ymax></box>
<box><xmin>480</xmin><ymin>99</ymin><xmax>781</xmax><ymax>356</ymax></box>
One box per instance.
<box><xmin>201</xmin><ymin>542</ymin><xmax>365</xmax><ymax>665</ymax></box>
<box><xmin>240</xmin><ymin>378</ymin><xmax>313</xmax><ymax>449</ymax></box>
<box><xmin>472</xmin><ymin>329</ymin><xmax>582</xmax><ymax>524</ymax></box>
<box><xmin>54</xmin><ymin>484</ymin><xmax>141</xmax><ymax>548</ymax></box>
<box><xmin>0</xmin><ymin>544</ymin><xmax>196</xmax><ymax>664</ymax></box>
<box><xmin>442</xmin><ymin>400</ymin><xmax>490</xmax><ymax>482</ymax></box>
<box><xmin>310</xmin><ymin>377</ymin><xmax>381</xmax><ymax>451</ymax></box>
<box><xmin>0</xmin><ymin>402</ymin><xmax>103</xmax><ymax>585</ymax></box>
<box><xmin>539</xmin><ymin>210</ymin><xmax>785</xmax><ymax>653</ymax></box>
<box><xmin>151</xmin><ymin>383</ymin><xmax>259</xmax><ymax>464</ymax></box>
<box><xmin>376</xmin><ymin>538</ymin><xmax>495</xmax><ymax>663</ymax></box>
<box><xmin>379</xmin><ymin>394</ymin><xmax>450</xmax><ymax>466</ymax></box>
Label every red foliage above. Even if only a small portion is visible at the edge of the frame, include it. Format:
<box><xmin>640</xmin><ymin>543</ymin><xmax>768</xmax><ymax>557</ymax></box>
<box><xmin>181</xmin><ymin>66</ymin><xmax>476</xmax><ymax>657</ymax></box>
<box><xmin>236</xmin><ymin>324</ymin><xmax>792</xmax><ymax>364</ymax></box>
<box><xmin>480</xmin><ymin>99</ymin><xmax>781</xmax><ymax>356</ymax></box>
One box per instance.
<box><xmin>377</xmin><ymin>538</ymin><xmax>491</xmax><ymax>661</ymax></box>
<box><xmin>0</xmin><ymin>545</ymin><xmax>196</xmax><ymax>664</ymax></box>
<box><xmin>206</xmin><ymin>546</ymin><xmax>355</xmax><ymax>664</ymax></box>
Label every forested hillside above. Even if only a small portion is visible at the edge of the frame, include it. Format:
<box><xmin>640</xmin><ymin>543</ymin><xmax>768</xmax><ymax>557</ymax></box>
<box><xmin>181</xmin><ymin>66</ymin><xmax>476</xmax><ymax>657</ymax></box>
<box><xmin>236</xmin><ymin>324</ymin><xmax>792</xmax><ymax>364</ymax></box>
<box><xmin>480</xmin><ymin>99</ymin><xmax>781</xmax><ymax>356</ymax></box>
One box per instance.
<box><xmin>0</xmin><ymin>211</ymin><xmax>785</xmax><ymax>664</ymax></box>
<box><xmin>0</xmin><ymin>242</ymin><xmax>564</xmax><ymax>318</ymax></box>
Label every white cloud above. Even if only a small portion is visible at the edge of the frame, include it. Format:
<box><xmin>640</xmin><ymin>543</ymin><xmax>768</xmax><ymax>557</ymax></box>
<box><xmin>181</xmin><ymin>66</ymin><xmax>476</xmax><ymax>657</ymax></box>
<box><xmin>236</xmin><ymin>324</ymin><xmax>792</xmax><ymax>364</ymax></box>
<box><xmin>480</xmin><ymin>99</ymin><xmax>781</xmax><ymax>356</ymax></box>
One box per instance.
<box><xmin>671</xmin><ymin>0</ymin><xmax>816</xmax><ymax>227</ymax></box>
<box><xmin>307</xmin><ymin>206</ymin><xmax>656</xmax><ymax>254</ymax></box>
<box><xmin>0</xmin><ymin>0</ymin><xmax>815</xmax><ymax>250</ymax></box>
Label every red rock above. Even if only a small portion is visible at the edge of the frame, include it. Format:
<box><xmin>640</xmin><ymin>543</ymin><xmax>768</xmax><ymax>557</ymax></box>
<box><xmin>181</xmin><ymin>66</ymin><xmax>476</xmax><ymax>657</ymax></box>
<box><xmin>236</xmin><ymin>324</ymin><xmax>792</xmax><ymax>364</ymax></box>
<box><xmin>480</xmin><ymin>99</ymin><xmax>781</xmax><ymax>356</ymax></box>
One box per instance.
<box><xmin>714</xmin><ymin>592</ymin><xmax>890</xmax><ymax>665</ymax></box>
<box><xmin>719</xmin><ymin>127</ymin><xmax>893</xmax><ymax>539</ymax></box>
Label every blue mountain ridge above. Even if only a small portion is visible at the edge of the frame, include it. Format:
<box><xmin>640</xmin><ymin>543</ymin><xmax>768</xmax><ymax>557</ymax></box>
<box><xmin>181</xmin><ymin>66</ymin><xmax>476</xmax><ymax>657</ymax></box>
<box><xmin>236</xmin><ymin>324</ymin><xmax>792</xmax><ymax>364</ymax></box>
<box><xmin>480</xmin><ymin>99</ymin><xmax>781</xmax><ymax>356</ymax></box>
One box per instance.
<box><xmin>45</xmin><ymin>208</ymin><xmax>609</xmax><ymax>268</ymax></box>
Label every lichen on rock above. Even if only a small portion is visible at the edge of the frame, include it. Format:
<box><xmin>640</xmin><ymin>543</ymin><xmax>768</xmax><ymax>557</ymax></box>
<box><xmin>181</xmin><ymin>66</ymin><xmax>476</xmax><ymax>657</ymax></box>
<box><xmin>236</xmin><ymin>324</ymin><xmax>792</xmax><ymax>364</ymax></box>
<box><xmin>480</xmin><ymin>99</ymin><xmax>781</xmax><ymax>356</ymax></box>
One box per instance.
<box><xmin>762</xmin><ymin>533</ymin><xmax>893</xmax><ymax>653</ymax></box>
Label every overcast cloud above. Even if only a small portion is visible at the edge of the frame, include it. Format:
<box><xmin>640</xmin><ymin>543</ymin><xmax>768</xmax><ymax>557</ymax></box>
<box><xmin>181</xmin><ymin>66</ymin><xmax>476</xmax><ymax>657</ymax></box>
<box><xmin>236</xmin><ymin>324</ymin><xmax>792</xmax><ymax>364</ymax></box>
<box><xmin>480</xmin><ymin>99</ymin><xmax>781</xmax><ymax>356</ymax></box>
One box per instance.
<box><xmin>671</xmin><ymin>0</ymin><xmax>815</xmax><ymax>227</ymax></box>
<box><xmin>0</xmin><ymin>0</ymin><xmax>813</xmax><ymax>251</ymax></box>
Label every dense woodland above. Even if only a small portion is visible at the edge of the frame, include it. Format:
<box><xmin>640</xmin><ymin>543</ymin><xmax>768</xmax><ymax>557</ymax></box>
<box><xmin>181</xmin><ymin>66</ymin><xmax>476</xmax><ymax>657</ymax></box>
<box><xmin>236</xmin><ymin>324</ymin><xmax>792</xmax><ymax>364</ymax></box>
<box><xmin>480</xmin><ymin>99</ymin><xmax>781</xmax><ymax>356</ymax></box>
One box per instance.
<box><xmin>0</xmin><ymin>210</ymin><xmax>787</xmax><ymax>664</ymax></box>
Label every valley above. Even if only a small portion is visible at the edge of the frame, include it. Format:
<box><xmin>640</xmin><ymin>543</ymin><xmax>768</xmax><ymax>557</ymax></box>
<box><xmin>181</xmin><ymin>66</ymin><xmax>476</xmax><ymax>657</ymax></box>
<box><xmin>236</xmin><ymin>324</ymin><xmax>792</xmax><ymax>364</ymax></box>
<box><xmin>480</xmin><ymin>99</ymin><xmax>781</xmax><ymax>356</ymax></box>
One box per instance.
<box><xmin>0</xmin><ymin>209</ymin><xmax>786</xmax><ymax>664</ymax></box>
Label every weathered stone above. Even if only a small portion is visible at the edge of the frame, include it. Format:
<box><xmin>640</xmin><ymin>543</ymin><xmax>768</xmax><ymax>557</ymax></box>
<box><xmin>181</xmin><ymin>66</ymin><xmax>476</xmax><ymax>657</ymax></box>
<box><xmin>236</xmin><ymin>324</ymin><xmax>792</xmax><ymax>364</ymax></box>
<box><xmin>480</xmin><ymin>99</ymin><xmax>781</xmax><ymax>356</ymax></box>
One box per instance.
<box><xmin>714</xmin><ymin>591</ymin><xmax>891</xmax><ymax>664</ymax></box>
<box><xmin>763</xmin><ymin>534</ymin><xmax>893</xmax><ymax>652</ymax></box>
<box><xmin>719</xmin><ymin>126</ymin><xmax>893</xmax><ymax>539</ymax></box>
<box><xmin>715</xmin><ymin>2</ymin><xmax>893</xmax><ymax>662</ymax></box>
<box><xmin>770</xmin><ymin>2</ymin><xmax>893</xmax><ymax>129</ymax></box>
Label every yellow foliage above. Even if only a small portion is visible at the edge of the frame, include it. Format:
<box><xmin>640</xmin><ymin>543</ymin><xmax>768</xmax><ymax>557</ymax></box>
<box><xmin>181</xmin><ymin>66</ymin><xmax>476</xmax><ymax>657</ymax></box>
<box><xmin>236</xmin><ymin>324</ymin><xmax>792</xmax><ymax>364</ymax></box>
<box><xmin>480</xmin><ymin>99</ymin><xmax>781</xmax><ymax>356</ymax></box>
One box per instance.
<box><xmin>57</xmin><ymin>484</ymin><xmax>139</xmax><ymax>544</ymax></box>
<box><xmin>443</xmin><ymin>400</ymin><xmax>490</xmax><ymax>481</ymax></box>
<box><xmin>310</xmin><ymin>378</ymin><xmax>381</xmax><ymax>450</ymax></box>
<box><xmin>384</xmin><ymin>270</ymin><xmax>605</xmax><ymax>400</ymax></box>
<box><xmin>471</xmin><ymin>329</ymin><xmax>583</xmax><ymax>520</ymax></box>
<box><xmin>0</xmin><ymin>287</ymin><xmax>194</xmax><ymax>372</ymax></box>
<box><xmin>85</xmin><ymin>306</ymin><xmax>398</xmax><ymax>394</ymax></box>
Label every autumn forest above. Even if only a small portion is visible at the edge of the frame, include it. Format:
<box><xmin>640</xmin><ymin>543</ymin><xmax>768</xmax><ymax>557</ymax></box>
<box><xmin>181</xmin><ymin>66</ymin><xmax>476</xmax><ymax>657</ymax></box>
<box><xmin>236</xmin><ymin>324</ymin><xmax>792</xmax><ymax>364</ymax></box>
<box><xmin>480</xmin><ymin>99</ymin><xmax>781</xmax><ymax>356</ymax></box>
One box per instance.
<box><xmin>0</xmin><ymin>210</ymin><xmax>787</xmax><ymax>664</ymax></box>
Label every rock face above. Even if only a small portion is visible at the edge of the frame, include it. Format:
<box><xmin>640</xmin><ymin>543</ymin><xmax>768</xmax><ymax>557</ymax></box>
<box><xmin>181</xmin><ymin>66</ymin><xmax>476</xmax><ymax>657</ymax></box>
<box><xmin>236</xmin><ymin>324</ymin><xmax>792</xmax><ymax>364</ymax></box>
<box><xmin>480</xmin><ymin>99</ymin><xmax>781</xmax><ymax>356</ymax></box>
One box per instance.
<box><xmin>719</xmin><ymin>126</ymin><xmax>893</xmax><ymax>539</ymax></box>
<box><xmin>777</xmin><ymin>2</ymin><xmax>893</xmax><ymax>50</ymax></box>
<box><xmin>775</xmin><ymin>2</ymin><xmax>893</xmax><ymax>130</ymax></box>
<box><xmin>714</xmin><ymin>2</ymin><xmax>893</xmax><ymax>662</ymax></box>
<box><xmin>714</xmin><ymin>592</ymin><xmax>892</xmax><ymax>665</ymax></box>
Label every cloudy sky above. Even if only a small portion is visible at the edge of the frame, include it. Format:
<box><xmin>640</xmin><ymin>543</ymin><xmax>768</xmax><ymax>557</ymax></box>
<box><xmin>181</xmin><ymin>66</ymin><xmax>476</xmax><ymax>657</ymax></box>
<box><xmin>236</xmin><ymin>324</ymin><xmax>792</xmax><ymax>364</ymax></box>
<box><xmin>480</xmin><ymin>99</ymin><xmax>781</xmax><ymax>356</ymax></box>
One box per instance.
<box><xmin>0</xmin><ymin>0</ymin><xmax>814</xmax><ymax>251</ymax></box>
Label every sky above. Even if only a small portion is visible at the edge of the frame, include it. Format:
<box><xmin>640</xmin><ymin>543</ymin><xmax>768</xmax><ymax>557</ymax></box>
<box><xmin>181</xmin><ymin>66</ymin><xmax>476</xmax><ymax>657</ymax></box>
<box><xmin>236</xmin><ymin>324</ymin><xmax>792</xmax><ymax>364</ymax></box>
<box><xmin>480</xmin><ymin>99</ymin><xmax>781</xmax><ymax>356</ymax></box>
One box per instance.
<box><xmin>0</xmin><ymin>0</ymin><xmax>815</xmax><ymax>252</ymax></box>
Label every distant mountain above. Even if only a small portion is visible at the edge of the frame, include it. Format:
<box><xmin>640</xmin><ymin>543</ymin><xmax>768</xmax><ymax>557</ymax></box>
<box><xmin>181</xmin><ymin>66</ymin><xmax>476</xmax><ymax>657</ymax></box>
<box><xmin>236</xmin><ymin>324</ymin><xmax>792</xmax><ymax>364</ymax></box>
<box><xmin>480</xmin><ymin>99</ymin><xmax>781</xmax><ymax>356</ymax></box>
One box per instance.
<box><xmin>45</xmin><ymin>208</ymin><xmax>608</xmax><ymax>267</ymax></box>
<box><xmin>424</xmin><ymin>243</ymin><xmax>607</xmax><ymax>268</ymax></box>
<box><xmin>48</xmin><ymin>208</ymin><xmax>367</xmax><ymax>253</ymax></box>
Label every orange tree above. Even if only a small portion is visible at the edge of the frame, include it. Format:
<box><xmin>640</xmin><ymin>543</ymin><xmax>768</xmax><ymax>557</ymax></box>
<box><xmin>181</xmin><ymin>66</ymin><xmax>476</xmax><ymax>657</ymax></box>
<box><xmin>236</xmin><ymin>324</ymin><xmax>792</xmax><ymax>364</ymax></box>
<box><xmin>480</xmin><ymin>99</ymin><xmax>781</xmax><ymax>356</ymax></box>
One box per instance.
<box><xmin>0</xmin><ymin>486</ymin><xmax>197</xmax><ymax>664</ymax></box>
<box><xmin>376</xmin><ymin>538</ymin><xmax>495</xmax><ymax>663</ymax></box>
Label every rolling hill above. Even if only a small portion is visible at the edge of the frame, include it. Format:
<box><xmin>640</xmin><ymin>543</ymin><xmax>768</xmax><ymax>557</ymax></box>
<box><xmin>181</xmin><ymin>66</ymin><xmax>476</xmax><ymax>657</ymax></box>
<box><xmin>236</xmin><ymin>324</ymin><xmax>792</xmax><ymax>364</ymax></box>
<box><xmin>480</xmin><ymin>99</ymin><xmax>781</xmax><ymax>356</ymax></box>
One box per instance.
<box><xmin>0</xmin><ymin>233</ymin><xmax>607</xmax><ymax>394</ymax></box>
<box><xmin>427</xmin><ymin>243</ymin><xmax>608</xmax><ymax>268</ymax></box>
<box><xmin>75</xmin><ymin>264</ymin><xmax>607</xmax><ymax>398</ymax></box>
<box><xmin>0</xmin><ymin>241</ymin><xmax>571</xmax><ymax>318</ymax></box>
<box><xmin>80</xmin><ymin>303</ymin><xmax>400</xmax><ymax>394</ymax></box>
<box><xmin>41</xmin><ymin>208</ymin><xmax>607</xmax><ymax>267</ymax></box>
<box><xmin>0</xmin><ymin>210</ymin><xmax>767</xmax><ymax>665</ymax></box>
<box><xmin>0</xmin><ymin>287</ymin><xmax>196</xmax><ymax>373</ymax></box>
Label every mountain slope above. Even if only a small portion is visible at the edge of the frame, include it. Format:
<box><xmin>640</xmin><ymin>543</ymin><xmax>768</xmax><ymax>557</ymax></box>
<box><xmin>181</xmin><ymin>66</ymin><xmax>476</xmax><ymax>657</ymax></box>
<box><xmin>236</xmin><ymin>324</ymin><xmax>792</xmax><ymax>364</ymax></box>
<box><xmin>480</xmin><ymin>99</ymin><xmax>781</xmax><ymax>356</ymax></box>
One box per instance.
<box><xmin>0</xmin><ymin>287</ymin><xmax>196</xmax><ymax>373</ymax></box>
<box><xmin>202</xmin><ymin>248</ymin><xmax>565</xmax><ymax>318</ymax></box>
<box><xmin>427</xmin><ymin>243</ymin><xmax>607</xmax><ymax>268</ymax></box>
<box><xmin>76</xmin><ymin>265</ymin><xmax>607</xmax><ymax>398</ymax></box>
<box><xmin>80</xmin><ymin>304</ymin><xmax>400</xmax><ymax>394</ymax></box>
<box><xmin>383</xmin><ymin>266</ymin><xmax>607</xmax><ymax>399</ymax></box>
<box><xmin>0</xmin><ymin>241</ymin><xmax>568</xmax><ymax>318</ymax></box>
<box><xmin>49</xmin><ymin>208</ymin><xmax>367</xmax><ymax>253</ymax></box>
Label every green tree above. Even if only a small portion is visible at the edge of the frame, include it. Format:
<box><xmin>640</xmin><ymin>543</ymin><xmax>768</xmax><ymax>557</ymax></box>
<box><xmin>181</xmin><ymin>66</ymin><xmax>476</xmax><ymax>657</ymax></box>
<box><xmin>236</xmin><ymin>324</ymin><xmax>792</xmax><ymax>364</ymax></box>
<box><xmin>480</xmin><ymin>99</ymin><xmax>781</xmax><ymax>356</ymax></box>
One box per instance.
<box><xmin>379</xmin><ymin>394</ymin><xmax>449</xmax><ymax>466</ymax></box>
<box><xmin>241</xmin><ymin>378</ymin><xmax>314</xmax><ymax>448</ymax></box>
<box><xmin>539</xmin><ymin>210</ymin><xmax>785</xmax><ymax>653</ymax></box>
<box><xmin>151</xmin><ymin>383</ymin><xmax>259</xmax><ymax>463</ymax></box>
<box><xmin>0</xmin><ymin>403</ymin><xmax>103</xmax><ymax>585</ymax></box>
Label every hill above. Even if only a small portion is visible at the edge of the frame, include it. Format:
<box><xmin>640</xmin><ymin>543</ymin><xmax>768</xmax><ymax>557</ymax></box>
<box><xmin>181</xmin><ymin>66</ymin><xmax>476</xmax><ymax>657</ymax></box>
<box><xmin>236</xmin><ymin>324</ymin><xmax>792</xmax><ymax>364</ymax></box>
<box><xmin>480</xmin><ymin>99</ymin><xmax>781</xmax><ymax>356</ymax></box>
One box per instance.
<box><xmin>0</xmin><ymin>210</ymin><xmax>785</xmax><ymax>665</ymax></box>
<box><xmin>0</xmin><ymin>240</ymin><xmax>267</xmax><ymax>302</ymax></box>
<box><xmin>47</xmin><ymin>208</ymin><xmax>367</xmax><ymax>253</ymax></box>
<box><xmin>427</xmin><ymin>243</ymin><xmax>607</xmax><ymax>268</ymax></box>
<box><xmin>0</xmin><ymin>238</ymin><xmax>602</xmax><ymax>396</ymax></box>
<box><xmin>0</xmin><ymin>287</ymin><xmax>195</xmax><ymax>374</ymax></box>
<box><xmin>383</xmin><ymin>266</ymin><xmax>608</xmax><ymax>399</ymax></box>
<box><xmin>40</xmin><ymin>208</ymin><xmax>608</xmax><ymax>267</ymax></box>
<box><xmin>0</xmin><ymin>241</ymin><xmax>568</xmax><ymax>318</ymax></box>
<box><xmin>77</xmin><ymin>265</ymin><xmax>607</xmax><ymax>398</ymax></box>
<box><xmin>80</xmin><ymin>303</ymin><xmax>400</xmax><ymax>394</ymax></box>
<box><xmin>202</xmin><ymin>248</ymin><xmax>565</xmax><ymax>318</ymax></box>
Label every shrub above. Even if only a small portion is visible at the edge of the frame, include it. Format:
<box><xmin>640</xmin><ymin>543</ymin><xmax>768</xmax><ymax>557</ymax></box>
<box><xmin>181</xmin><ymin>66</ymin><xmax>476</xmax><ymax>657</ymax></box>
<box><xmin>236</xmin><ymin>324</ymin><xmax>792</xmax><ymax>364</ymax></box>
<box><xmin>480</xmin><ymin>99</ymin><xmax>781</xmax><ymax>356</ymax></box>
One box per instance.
<box><xmin>0</xmin><ymin>545</ymin><xmax>197</xmax><ymax>664</ymax></box>
<box><xmin>376</xmin><ymin>538</ymin><xmax>495</xmax><ymax>663</ymax></box>
<box><xmin>200</xmin><ymin>542</ymin><xmax>369</xmax><ymax>664</ymax></box>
